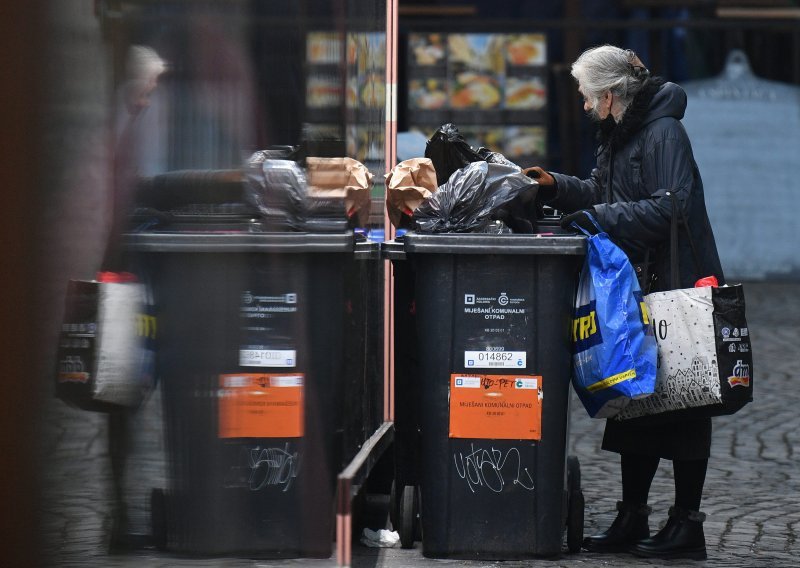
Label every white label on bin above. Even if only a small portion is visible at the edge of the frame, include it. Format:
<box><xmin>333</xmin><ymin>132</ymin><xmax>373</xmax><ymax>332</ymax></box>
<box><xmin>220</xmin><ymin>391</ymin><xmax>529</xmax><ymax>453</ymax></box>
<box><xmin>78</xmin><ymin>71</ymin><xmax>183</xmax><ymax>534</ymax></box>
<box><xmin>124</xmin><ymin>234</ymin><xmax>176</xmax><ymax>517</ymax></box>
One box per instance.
<box><xmin>453</xmin><ymin>376</ymin><xmax>481</xmax><ymax>388</ymax></box>
<box><xmin>464</xmin><ymin>351</ymin><xmax>527</xmax><ymax>369</ymax></box>
<box><xmin>222</xmin><ymin>375</ymin><xmax>251</xmax><ymax>388</ymax></box>
<box><xmin>239</xmin><ymin>349</ymin><xmax>296</xmax><ymax>367</ymax></box>
<box><xmin>515</xmin><ymin>378</ymin><xmax>538</xmax><ymax>389</ymax></box>
<box><xmin>270</xmin><ymin>375</ymin><xmax>303</xmax><ymax>387</ymax></box>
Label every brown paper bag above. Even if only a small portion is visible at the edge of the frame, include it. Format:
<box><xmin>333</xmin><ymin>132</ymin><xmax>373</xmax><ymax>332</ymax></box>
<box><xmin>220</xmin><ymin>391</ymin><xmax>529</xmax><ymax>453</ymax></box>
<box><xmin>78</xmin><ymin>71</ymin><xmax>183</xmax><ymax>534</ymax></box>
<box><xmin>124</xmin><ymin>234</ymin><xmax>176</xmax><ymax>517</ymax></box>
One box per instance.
<box><xmin>306</xmin><ymin>157</ymin><xmax>373</xmax><ymax>227</ymax></box>
<box><xmin>384</xmin><ymin>158</ymin><xmax>438</xmax><ymax>228</ymax></box>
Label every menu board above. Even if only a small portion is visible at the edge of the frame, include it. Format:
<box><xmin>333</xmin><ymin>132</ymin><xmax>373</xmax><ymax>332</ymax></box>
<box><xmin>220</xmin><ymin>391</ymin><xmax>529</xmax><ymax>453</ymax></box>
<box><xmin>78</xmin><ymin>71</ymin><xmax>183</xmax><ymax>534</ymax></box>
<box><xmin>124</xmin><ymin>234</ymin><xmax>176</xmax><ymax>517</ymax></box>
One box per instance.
<box><xmin>407</xmin><ymin>32</ymin><xmax>548</xmax><ymax>165</ymax></box>
<box><xmin>305</xmin><ymin>31</ymin><xmax>385</xmax><ymax>190</ymax></box>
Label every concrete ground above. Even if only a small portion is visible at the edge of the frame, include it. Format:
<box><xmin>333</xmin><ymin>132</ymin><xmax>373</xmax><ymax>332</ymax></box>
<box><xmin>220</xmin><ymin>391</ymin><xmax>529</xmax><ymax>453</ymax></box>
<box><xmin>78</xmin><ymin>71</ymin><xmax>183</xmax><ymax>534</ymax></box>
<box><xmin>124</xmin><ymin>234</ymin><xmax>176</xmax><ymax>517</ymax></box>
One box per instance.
<box><xmin>39</xmin><ymin>281</ymin><xmax>799</xmax><ymax>567</ymax></box>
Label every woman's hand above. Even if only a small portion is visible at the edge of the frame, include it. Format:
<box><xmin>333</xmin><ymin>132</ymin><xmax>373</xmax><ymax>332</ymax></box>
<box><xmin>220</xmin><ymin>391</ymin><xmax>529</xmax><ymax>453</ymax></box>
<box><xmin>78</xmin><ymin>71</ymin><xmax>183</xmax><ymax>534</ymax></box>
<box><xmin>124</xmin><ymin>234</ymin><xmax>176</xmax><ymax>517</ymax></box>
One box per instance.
<box><xmin>522</xmin><ymin>166</ymin><xmax>555</xmax><ymax>186</ymax></box>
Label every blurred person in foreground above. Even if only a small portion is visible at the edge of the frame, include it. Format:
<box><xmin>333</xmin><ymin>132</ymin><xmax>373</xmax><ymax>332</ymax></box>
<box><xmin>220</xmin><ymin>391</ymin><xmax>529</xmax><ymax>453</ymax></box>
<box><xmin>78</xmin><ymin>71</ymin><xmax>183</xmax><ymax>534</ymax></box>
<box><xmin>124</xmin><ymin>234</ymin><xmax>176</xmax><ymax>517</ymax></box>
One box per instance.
<box><xmin>102</xmin><ymin>45</ymin><xmax>168</xmax><ymax>271</ymax></box>
<box><xmin>103</xmin><ymin>45</ymin><xmax>167</xmax><ymax>551</ymax></box>
<box><xmin>524</xmin><ymin>45</ymin><xmax>724</xmax><ymax>560</ymax></box>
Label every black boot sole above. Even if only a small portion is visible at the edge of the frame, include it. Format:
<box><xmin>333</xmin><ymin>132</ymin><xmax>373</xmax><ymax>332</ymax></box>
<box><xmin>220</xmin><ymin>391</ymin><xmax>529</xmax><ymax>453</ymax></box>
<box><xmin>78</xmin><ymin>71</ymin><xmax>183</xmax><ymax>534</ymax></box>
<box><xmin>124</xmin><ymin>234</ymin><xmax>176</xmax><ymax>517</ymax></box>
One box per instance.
<box><xmin>630</xmin><ymin>546</ymin><xmax>707</xmax><ymax>560</ymax></box>
<box><xmin>583</xmin><ymin>539</ymin><xmax>644</xmax><ymax>553</ymax></box>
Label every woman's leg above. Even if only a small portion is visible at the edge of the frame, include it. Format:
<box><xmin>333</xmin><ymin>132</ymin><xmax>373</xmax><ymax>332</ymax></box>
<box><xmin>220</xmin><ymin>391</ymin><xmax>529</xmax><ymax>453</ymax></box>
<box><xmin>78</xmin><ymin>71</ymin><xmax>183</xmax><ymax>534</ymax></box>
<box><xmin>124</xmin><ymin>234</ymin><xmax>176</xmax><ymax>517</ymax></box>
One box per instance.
<box><xmin>583</xmin><ymin>453</ymin><xmax>660</xmax><ymax>552</ymax></box>
<box><xmin>630</xmin><ymin>458</ymin><xmax>709</xmax><ymax>560</ymax></box>
<box><xmin>622</xmin><ymin>453</ymin><xmax>660</xmax><ymax>504</ymax></box>
<box><xmin>674</xmin><ymin>457</ymin><xmax>708</xmax><ymax>510</ymax></box>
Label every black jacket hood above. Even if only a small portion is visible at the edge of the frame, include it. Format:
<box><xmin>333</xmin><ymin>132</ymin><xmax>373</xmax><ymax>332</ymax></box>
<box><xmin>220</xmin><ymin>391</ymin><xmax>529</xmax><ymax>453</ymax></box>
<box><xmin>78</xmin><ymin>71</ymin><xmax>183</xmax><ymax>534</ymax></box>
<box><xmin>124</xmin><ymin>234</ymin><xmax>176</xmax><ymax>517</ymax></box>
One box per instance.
<box><xmin>551</xmin><ymin>76</ymin><xmax>724</xmax><ymax>290</ymax></box>
<box><xmin>645</xmin><ymin>82</ymin><xmax>686</xmax><ymax>123</ymax></box>
<box><xmin>600</xmin><ymin>78</ymin><xmax>688</xmax><ymax>152</ymax></box>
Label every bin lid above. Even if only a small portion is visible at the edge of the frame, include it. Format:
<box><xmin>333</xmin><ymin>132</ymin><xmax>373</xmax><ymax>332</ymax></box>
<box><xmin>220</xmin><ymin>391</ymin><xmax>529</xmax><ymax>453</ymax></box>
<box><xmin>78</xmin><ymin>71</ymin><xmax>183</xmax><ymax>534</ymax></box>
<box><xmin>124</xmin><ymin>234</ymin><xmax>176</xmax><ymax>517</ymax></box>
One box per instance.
<box><xmin>354</xmin><ymin>240</ymin><xmax>381</xmax><ymax>260</ymax></box>
<box><xmin>123</xmin><ymin>231</ymin><xmax>355</xmax><ymax>253</ymax></box>
<box><xmin>381</xmin><ymin>240</ymin><xmax>408</xmax><ymax>261</ymax></box>
<box><xmin>402</xmin><ymin>232</ymin><xmax>586</xmax><ymax>255</ymax></box>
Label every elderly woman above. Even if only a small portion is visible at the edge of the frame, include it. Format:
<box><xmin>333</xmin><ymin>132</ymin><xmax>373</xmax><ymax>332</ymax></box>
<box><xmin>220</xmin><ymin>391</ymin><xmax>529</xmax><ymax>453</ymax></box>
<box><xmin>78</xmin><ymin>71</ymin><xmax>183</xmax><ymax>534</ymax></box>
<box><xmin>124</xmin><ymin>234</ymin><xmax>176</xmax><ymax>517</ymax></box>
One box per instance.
<box><xmin>525</xmin><ymin>45</ymin><xmax>724</xmax><ymax>560</ymax></box>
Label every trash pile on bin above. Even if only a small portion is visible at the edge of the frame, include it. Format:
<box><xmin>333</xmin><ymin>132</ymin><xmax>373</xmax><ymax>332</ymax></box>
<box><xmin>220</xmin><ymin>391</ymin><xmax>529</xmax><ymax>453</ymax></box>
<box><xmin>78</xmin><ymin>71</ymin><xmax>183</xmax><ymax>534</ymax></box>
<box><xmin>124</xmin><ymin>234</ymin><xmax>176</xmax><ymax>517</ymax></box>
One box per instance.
<box><xmin>386</xmin><ymin>123</ymin><xmax>543</xmax><ymax>234</ymax></box>
<box><xmin>132</xmin><ymin>145</ymin><xmax>373</xmax><ymax>232</ymax></box>
<box><xmin>133</xmin><ymin>123</ymin><xmax>544</xmax><ymax>235</ymax></box>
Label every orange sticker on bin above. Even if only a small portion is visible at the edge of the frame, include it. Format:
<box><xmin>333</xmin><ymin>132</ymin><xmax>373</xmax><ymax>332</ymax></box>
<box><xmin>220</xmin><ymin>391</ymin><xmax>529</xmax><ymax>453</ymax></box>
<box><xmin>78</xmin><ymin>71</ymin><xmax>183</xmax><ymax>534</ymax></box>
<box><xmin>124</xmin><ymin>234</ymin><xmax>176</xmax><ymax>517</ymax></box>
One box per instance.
<box><xmin>449</xmin><ymin>374</ymin><xmax>542</xmax><ymax>440</ymax></box>
<box><xmin>218</xmin><ymin>373</ymin><xmax>303</xmax><ymax>438</ymax></box>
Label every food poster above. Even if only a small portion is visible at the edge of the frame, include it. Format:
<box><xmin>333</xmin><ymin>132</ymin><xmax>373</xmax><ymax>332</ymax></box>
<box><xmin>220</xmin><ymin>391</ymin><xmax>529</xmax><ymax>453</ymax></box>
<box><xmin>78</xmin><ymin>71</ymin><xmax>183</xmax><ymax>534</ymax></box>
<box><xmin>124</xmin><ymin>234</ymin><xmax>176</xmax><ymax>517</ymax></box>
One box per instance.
<box><xmin>448</xmin><ymin>34</ymin><xmax>504</xmax><ymax>110</ymax></box>
<box><xmin>503</xmin><ymin>34</ymin><xmax>547</xmax><ymax>123</ymax></box>
<box><xmin>454</xmin><ymin>125</ymin><xmax>506</xmax><ymax>154</ymax></box>
<box><xmin>409</xmin><ymin>78</ymin><xmax>448</xmax><ymax>110</ymax></box>
<box><xmin>305</xmin><ymin>30</ymin><xmax>387</xmax><ymax>195</ymax></box>
<box><xmin>409</xmin><ymin>33</ymin><xmax>446</xmax><ymax>67</ymax></box>
<box><xmin>307</xmin><ymin>32</ymin><xmax>342</xmax><ymax>65</ymax></box>
<box><xmin>503</xmin><ymin>126</ymin><xmax>547</xmax><ymax>162</ymax></box>
<box><xmin>344</xmin><ymin>32</ymin><xmax>387</xmax><ymax>186</ymax></box>
<box><xmin>505</xmin><ymin>75</ymin><xmax>547</xmax><ymax>111</ymax></box>
<box><xmin>346</xmin><ymin>124</ymin><xmax>384</xmax><ymax>164</ymax></box>
<box><xmin>505</xmin><ymin>34</ymin><xmax>547</xmax><ymax>67</ymax></box>
<box><xmin>306</xmin><ymin>73</ymin><xmax>342</xmax><ymax>109</ymax></box>
<box><xmin>449</xmin><ymin>374</ymin><xmax>543</xmax><ymax>440</ymax></box>
<box><xmin>406</xmin><ymin>32</ymin><xmax>548</xmax><ymax>162</ymax></box>
<box><xmin>408</xmin><ymin>124</ymin><xmax>546</xmax><ymax>167</ymax></box>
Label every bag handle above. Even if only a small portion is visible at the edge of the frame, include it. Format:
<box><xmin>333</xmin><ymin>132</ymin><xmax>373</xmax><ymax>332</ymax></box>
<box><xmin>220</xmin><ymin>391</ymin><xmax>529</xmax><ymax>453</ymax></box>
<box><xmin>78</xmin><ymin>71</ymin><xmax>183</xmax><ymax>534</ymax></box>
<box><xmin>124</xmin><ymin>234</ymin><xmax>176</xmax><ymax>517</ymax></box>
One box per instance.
<box><xmin>571</xmin><ymin>211</ymin><xmax>605</xmax><ymax>237</ymax></box>
<box><xmin>666</xmin><ymin>191</ymin><xmax>701</xmax><ymax>288</ymax></box>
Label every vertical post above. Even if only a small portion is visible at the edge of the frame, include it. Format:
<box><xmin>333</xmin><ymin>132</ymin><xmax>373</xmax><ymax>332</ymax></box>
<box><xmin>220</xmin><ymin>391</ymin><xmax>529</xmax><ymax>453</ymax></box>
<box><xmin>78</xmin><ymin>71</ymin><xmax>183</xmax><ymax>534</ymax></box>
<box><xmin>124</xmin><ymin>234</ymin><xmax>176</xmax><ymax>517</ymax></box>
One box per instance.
<box><xmin>336</xmin><ymin>477</ymin><xmax>353</xmax><ymax>566</ymax></box>
<box><xmin>384</xmin><ymin>0</ymin><xmax>398</xmax><ymax>425</ymax></box>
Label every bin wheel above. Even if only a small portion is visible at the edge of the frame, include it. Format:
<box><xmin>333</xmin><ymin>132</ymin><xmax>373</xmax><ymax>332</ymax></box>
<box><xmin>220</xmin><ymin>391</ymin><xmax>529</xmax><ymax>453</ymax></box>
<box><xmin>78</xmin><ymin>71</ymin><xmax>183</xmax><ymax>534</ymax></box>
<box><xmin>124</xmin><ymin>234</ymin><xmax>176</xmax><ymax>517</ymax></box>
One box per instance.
<box><xmin>565</xmin><ymin>456</ymin><xmax>583</xmax><ymax>553</ymax></box>
<box><xmin>567</xmin><ymin>489</ymin><xmax>584</xmax><ymax>553</ymax></box>
<box><xmin>398</xmin><ymin>485</ymin><xmax>417</xmax><ymax>549</ymax></box>
<box><xmin>150</xmin><ymin>488</ymin><xmax>167</xmax><ymax>551</ymax></box>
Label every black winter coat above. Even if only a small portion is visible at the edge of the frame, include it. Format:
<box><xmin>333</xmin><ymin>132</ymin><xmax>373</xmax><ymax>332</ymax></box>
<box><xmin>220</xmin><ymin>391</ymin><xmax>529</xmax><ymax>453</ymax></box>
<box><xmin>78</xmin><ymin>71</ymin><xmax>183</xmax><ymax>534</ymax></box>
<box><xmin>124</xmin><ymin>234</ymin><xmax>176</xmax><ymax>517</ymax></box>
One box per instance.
<box><xmin>550</xmin><ymin>81</ymin><xmax>724</xmax><ymax>292</ymax></box>
<box><xmin>550</xmin><ymin>80</ymin><xmax>724</xmax><ymax>460</ymax></box>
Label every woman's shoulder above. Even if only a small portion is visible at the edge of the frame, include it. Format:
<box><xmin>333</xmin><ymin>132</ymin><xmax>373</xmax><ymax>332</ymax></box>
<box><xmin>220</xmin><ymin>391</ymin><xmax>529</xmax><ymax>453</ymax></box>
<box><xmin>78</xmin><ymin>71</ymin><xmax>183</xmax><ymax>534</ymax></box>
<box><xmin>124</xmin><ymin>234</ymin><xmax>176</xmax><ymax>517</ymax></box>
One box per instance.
<box><xmin>640</xmin><ymin>115</ymin><xmax>690</xmax><ymax>147</ymax></box>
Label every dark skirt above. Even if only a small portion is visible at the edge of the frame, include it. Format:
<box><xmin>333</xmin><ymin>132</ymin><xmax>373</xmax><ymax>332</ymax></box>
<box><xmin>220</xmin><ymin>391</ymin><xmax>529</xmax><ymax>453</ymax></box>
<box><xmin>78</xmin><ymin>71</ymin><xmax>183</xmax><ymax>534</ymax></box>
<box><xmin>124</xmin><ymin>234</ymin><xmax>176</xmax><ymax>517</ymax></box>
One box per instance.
<box><xmin>602</xmin><ymin>416</ymin><xmax>712</xmax><ymax>460</ymax></box>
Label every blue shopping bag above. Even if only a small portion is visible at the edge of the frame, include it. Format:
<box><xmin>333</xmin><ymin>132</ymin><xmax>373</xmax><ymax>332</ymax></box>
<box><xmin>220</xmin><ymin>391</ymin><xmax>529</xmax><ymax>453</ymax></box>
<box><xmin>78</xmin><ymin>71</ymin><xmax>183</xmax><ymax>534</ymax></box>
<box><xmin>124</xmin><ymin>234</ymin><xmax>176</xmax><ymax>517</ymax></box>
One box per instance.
<box><xmin>571</xmin><ymin>215</ymin><xmax>657</xmax><ymax>418</ymax></box>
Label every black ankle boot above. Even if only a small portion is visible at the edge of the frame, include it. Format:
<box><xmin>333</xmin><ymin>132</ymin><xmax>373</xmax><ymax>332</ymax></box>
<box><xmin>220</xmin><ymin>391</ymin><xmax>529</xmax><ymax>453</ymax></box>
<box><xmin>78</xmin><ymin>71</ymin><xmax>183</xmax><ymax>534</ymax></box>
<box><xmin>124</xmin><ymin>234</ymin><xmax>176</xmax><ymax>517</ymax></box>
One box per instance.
<box><xmin>582</xmin><ymin>501</ymin><xmax>651</xmax><ymax>553</ymax></box>
<box><xmin>630</xmin><ymin>506</ymin><xmax>707</xmax><ymax>560</ymax></box>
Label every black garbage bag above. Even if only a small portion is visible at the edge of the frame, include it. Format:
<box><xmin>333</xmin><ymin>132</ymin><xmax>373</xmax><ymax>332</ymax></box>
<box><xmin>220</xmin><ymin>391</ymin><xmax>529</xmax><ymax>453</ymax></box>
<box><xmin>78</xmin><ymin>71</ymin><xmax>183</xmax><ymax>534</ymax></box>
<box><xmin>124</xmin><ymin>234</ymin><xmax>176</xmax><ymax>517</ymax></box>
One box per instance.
<box><xmin>413</xmin><ymin>161</ymin><xmax>537</xmax><ymax>233</ymax></box>
<box><xmin>475</xmin><ymin>146</ymin><xmax>543</xmax><ymax>233</ymax></box>
<box><xmin>424</xmin><ymin>123</ymin><xmax>484</xmax><ymax>186</ymax></box>
<box><xmin>245</xmin><ymin>149</ymin><xmax>307</xmax><ymax>231</ymax></box>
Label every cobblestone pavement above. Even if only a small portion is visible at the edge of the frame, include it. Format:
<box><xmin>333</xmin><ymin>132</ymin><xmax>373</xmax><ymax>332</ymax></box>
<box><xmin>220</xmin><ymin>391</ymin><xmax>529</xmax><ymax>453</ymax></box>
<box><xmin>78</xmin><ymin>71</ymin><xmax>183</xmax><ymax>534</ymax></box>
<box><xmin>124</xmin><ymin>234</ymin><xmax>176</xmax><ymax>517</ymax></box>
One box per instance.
<box><xmin>39</xmin><ymin>282</ymin><xmax>799</xmax><ymax>567</ymax></box>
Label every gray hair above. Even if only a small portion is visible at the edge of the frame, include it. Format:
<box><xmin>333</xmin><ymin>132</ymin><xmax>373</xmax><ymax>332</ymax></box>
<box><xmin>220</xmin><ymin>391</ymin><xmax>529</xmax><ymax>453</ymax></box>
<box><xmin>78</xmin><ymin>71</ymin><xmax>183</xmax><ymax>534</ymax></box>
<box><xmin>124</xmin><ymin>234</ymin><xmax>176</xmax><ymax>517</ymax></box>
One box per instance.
<box><xmin>126</xmin><ymin>45</ymin><xmax>167</xmax><ymax>85</ymax></box>
<box><xmin>571</xmin><ymin>45</ymin><xmax>650</xmax><ymax>115</ymax></box>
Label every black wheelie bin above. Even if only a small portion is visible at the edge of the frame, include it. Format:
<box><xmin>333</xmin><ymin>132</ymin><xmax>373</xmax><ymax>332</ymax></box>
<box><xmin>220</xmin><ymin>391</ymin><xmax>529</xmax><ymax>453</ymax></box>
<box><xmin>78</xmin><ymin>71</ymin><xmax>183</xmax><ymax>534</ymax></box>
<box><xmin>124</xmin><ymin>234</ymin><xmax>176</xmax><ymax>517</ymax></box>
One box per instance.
<box><xmin>402</xmin><ymin>231</ymin><xmax>586</xmax><ymax>559</ymax></box>
<box><xmin>125</xmin><ymin>168</ymin><xmax>378</xmax><ymax>559</ymax></box>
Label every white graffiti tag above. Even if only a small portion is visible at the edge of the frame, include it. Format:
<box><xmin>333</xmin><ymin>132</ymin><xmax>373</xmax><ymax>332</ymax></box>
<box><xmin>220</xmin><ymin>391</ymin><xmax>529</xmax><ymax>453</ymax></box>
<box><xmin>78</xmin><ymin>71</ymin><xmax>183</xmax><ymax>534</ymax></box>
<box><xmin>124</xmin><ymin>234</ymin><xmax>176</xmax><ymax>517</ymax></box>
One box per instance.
<box><xmin>248</xmin><ymin>444</ymin><xmax>300</xmax><ymax>492</ymax></box>
<box><xmin>453</xmin><ymin>444</ymin><xmax>535</xmax><ymax>494</ymax></box>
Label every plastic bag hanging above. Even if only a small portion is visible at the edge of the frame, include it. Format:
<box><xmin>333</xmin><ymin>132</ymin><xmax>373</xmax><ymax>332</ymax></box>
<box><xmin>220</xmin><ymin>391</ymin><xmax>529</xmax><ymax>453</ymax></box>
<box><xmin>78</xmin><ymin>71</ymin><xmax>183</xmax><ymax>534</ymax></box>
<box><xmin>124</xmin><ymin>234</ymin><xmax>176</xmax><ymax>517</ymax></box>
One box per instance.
<box><xmin>570</xmin><ymin>213</ymin><xmax>658</xmax><ymax>418</ymax></box>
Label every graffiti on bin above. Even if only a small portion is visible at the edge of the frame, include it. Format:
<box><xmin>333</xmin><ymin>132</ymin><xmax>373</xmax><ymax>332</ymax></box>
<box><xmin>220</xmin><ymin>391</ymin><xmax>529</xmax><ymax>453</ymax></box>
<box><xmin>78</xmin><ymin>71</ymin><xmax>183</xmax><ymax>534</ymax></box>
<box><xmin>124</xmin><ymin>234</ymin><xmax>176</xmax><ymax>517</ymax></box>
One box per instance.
<box><xmin>453</xmin><ymin>444</ymin><xmax>535</xmax><ymax>494</ymax></box>
<box><xmin>224</xmin><ymin>443</ymin><xmax>300</xmax><ymax>492</ymax></box>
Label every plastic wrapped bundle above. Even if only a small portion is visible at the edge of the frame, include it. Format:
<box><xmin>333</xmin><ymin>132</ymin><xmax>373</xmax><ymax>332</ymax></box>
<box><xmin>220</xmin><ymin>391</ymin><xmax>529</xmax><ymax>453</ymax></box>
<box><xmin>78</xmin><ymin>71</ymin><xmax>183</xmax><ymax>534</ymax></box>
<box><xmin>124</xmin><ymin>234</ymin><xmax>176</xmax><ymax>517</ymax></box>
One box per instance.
<box><xmin>246</xmin><ymin>150</ymin><xmax>307</xmax><ymax>231</ymax></box>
